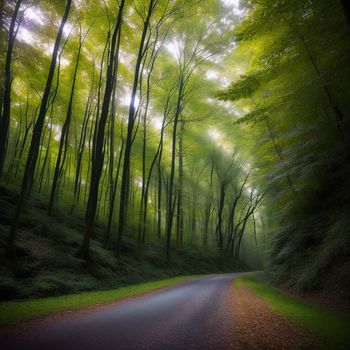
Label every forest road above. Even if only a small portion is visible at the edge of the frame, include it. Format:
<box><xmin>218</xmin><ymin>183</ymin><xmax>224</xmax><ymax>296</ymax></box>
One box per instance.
<box><xmin>0</xmin><ymin>273</ymin><xmax>243</xmax><ymax>350</ymax></box>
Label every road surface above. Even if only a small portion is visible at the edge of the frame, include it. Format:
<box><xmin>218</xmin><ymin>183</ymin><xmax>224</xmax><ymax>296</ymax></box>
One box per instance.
<box><xmin>1</xmin><ymin>273</ymin><xmax>241</xmax><ymax>350</ymax></box>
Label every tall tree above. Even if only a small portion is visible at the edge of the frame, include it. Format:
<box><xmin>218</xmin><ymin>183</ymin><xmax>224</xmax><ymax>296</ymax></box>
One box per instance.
<box><xmin>48</xmin><ymin>23</ymin><xmax>88</xmax><ymax>214</ymax></box>
<box><xmin>0</xmin><ymin>0</ymin><xmax>22</xmax><ymax>176</ymax></box>
<box><xmin>75</xmin><ymin>0</ymin><xmax>126</xmax><ymax>259</ymax></box>
<box><xmin>116</xmin><ymin>0</ymin><xmax>158</xmax><ymax>258</ymax></box>
<box><xmin>6</xmin><ymin>0</ymin><xmax>72</xmax><ymax>258</ymax></box>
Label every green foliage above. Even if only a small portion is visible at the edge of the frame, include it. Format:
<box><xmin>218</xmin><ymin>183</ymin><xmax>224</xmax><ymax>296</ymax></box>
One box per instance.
<box><xmin>219</xmin><ymin>0</ymin><xmax>350</xmax><ymax>296</ymax></box>
<box><xmin>234</xmin><ymin>107</ymin><xmax>269</xmax><ymax>125</ymax></box>
<box><xmin>217</xmin><ymin>70</ymin><xmax>271</xmax><ymax>101</ymax></box>
<box><xmin>266</xmin><ymin>176</ymin><xmax>350</xmax><ymax>294</ymax></box>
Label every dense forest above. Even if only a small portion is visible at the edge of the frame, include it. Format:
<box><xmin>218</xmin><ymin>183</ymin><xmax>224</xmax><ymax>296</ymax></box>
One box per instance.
<box><xmin>0</xmin><ymin>0</ymin><xmax>349</xmax><ymax>304</ymax></box>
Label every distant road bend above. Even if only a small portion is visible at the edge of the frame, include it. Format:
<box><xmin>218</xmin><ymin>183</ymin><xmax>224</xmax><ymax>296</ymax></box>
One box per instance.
<box><xmin>1</xmin><ymin>274</ymin><xmax>241</xmax><ymax>350</ymax></box>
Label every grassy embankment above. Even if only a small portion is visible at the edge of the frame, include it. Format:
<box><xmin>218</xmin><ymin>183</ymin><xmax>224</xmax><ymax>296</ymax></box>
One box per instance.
<box><xmin>237</xmin><ymin>274</ymin><xmax>350</xmax><ymax>349</ymax></box>
<box><xmin>0</xmin><ymin>275</ymin><xmax>198</xmax><ymax>326</ymax></box>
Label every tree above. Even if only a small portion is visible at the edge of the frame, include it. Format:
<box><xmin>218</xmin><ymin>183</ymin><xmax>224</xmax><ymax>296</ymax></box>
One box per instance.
<box><xmin>0</xmin><ymin>0</ymin><xmax>22</xmax><ymax>176</ymax></box>
<box><xmin>116</xmin><ymin>0</ymin><xmax>158</xmax><ymax>258</ymax></box>
<box><xmin>75</xmin><ymin>0</ymin><xmax>126</xmax><ymax>259</ymax></box>
<box><xmin>6</xmin><ymin>0</ymin><xmax>72</xmax><ymax>258</ymax></box>
<box><xmin>48</xmin><ymin>23</ymin><xmax>89</xmax><ymax>214</ymax></box>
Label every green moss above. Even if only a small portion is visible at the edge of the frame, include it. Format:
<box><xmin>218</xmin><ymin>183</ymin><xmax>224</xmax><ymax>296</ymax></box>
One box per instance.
<box><xmin>236</xmin><ymin>274</ymin><xmax>350</xmax><ymax>350</ymax></box>
<box><xmin>0</xmin><ymin>275</ymin><xmax>198</xmax><ymax>326</ymax></box>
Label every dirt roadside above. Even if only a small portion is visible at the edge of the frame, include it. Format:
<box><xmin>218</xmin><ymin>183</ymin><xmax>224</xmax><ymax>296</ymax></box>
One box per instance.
<box><xmin>230</xmin><ymin>282</ymin><xmax>320</xmax><ymax>350</ymax></box>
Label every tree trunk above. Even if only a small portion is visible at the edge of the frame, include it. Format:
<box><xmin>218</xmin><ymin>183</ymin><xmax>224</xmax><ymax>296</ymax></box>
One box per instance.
<box><xmin>37</xmin><ymin>106</ymin><xmax>53</xmax><ymax>194</ymax></box>
<box><xmin>76</xmin><ymin>0</ymin><xmax>125</xmax><ymax>260</ymax></box>
<box><xmin>215</xmin><ymin>182</ymin><xmax>226</xmax><ymax>251</ymax></box>
<box><xmin>142</xmin><ymin>112</ymin><xmax>167</xmax><ymax>244</ymax></box>
<box><xmin>175</xmin><ymin>119</ymin><xmax>184</xmax><ymax>246</ymax></box>
<box><xmin>105</xmin><ymin>140</ymin><xmax>124</xmax><ymax>246</ymax></box>
<box><xmin>6</xmin><ymin>0</ymin><xmax>72</xmax><ymax>259</ymax></box>
<box><xmin>117</xmin><ymin>0</ymin><xmax>156</xmax><ymax>258</ymax></box>
<box><xmin>72</xmin><ymin>80</ymin><xmax>94</xmax><ymax>212</ymax></box>
<box><xmin>48</xmin><ymin>28</ymin><xmax>83</xmax><ymax>214</ymax></box>
<box><xmin>165</xmin><ymin>75</ymin><xmax>184</xmax><ymax>259</ymax></box>
<box><xmin>0</xmin><ymin>0</ymin><xmax>22</xmax><ymax>176</ymax></box>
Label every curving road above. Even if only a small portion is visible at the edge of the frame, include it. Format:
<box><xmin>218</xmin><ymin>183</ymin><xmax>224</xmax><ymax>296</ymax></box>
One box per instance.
<box><xmin>1</xmin><ymin>273</ymin><xmax>242</xmax><ymax>350</ymax></box>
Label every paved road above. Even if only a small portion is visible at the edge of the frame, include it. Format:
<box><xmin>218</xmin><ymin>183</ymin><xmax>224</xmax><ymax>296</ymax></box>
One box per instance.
<box><xmin>1</xmin><ymin>273</ymin><xmax>241</xmax><ymax>350</ymax></box>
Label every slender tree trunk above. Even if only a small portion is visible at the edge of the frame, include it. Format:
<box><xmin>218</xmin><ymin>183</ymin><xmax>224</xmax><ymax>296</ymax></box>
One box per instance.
<box><xmin>137</xmin><ymin>24</ymin><xmax>162</xmax><ymax>246</ymax></box>
<box><xmin>215</xmin><ymin>182</ymin><xmax>227</xmax><ymax>252</ymax></box>
<box><xmin>6</xmin><ymin>0</ymin><xmax>72</xmax><ymax>258</ymax></box>
<box><xmin>203</xmin><ymin>198</ymin><xmax>212</xmax><ymax>248</ymax></box>
<box><xmin>48</xmin><ymin>30</ymin><xmax>83</xmax><ymax>214</ymax></box>
<box><xmin>37</xmin><ymin>106</ymin><xmax>53</xmax><ymax>194</ymax></box>
<box><xmin>175</xmin><ymin>119</ymin><xmax>184</xmax><ymax>246</ymax></box>
<box><xmin>105</xmin><ymin>141</ymin><xmax>124</xmax><ymax>246</ymax></box>
<box><xmin>72</xmin><ymin>86</ymin><xmax>93</xmax><ymax>212</ymax></box>
<box><xmin>141</xmin><ymin>114</ymin><xmax>167</xmax><ymax>244</ymax></box>
<box><xmin>0</xmin><ymin>0</ymin><xmax>22</xmax><ymax>176</ymax></box>
<box><xmin>156</xmin><ymin>94</ymin><xmax>173</xmax><ymax>240</ymax></box>
<box><xmin>157</xmin><ymin>162</ymin><xmax>162</xmax><ymax>238</ymax></box>
<box><xmin>117</xmin><ymin>0</ymin><xmax>156</xmax><ymax>258</ymax></box>
<box><xmin>104</xmin><ymin>28</ymin><xmax>122</xmax><ymax>244</ymax></box>
<box><xmin>7</xmin><ymin>97</ymin><xmax>24</xmax><ymax>178</ymax></box>
<box><xmin>225</xmin><ymin>172</ymin><xmax>250</xmax><ymax>254</ymax></box>
<box><xmin>84</xmin><ymin>105</ymin><xmax>96</xmax><ymax>209</ymax></box>
<box><xmin>14</xmin><ymin>106</ymin><xmax>36</xmax><ymax>178</ymax></box>
<box><xmin>165</xmin><ymin>76</ymin><xmax>184</xmax><ymax>258</ymax></box>
<box><xmin>76</xmin><ymin>0</ymin><xmax>125</xmax><ymax>259</ymax></box>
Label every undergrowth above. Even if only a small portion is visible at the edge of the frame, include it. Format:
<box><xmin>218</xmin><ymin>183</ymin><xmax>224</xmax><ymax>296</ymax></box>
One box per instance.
<box><xmin>266</xmin><ymin>169</ymin><xmax>350</xmax><ymax>302</ymax></box>
<box><xmin>0</xmin><ymin>182</ymin><xmax>243</xmax><ymax>300</ymax></box>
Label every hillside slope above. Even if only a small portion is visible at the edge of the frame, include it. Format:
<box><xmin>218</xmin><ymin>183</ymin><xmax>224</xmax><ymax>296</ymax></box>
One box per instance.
<box><xmin>0</xmin><ymin>183</ymin><xmax>242</xmax><ymax>300</ymax></box>
<box><xmin>267</xmin><ymin>170</ymin><xmax>350</xmax><ymax>308</ymax></box>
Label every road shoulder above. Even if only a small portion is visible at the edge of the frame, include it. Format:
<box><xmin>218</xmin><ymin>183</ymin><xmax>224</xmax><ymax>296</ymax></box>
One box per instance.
<box><xmin>231</xmin><ymin>276</ymin><xmax>319</xmax><ymax>350</ymax></box>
